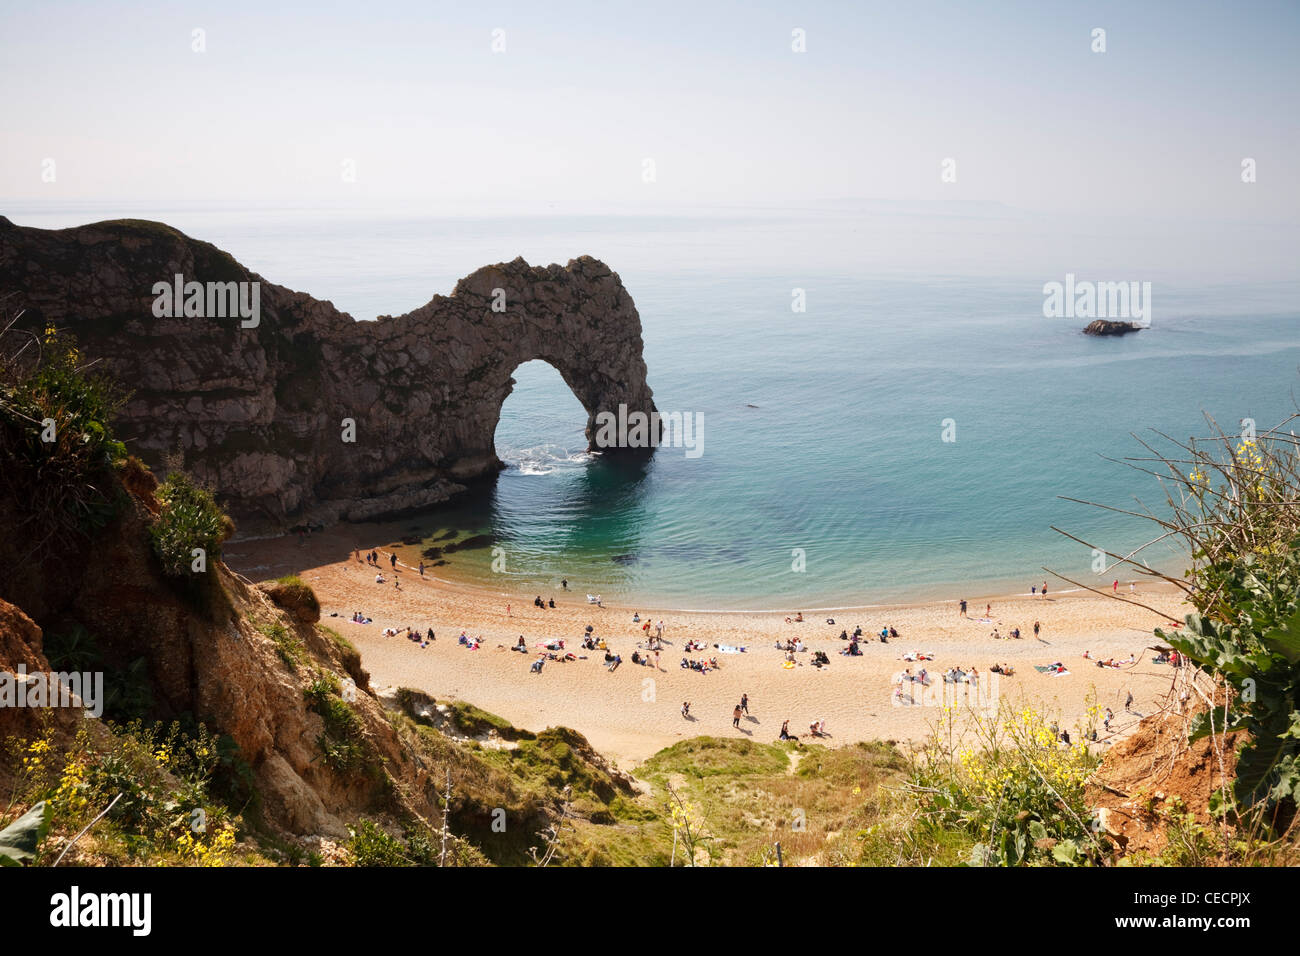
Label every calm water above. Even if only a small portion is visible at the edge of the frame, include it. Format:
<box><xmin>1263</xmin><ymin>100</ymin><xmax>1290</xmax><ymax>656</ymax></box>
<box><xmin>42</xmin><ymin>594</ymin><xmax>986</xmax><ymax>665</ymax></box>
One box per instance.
<box><xmin>8</xmin><ymin>201</ymin><xmax>1299</xmax><ymax>608</ymax></box>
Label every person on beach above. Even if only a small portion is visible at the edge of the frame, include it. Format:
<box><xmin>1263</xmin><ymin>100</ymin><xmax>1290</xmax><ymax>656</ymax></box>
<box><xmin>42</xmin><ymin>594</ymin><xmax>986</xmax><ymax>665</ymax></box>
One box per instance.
<box><xmin>1113</xmin><ymin>579</ymin><xmax>1119</xmax><ymax>593</ymax></box>
<box><xmin>1033</xmin><ymin>620</ymin><xmax>1041</xmax><ymax>639</ymax></box>
<box><xmin>681</xmin><ymin>701</ymin><xmax>691</xmax><ymax>718</ymax></box>
<box><xmin>1125</xmin><ymin>690</ymin><xmax>1134</xmax><ymax>712</ymax></box>
<box><xmin>959</xmin><ymin>599</ymin><xmax>967</xmax><ymax>616</ymax></box>
<box><xmin>985</xmin><ymin>603</ymin><xmax>991</xmax><ymax>618</ymax></box>
<box><xmin>507</xmin><ymin>604</ymin><xmax>511</xmax><ymax>617</ymax></box>
<box><xmin>427</xmin><ymin>627</ymin><xmax>435</xmax><ymax>642</ymax></box>
<box><xmin>733</xmin><ymin>705</ymin><xmax>742</xmax><ymax>729</ymax></box>
<box><xmin>390</xmin><ymin>553</ymin><xmax>396</xmax><ymax>570</ymax></box>
<box><xmin>1041</xmin><ymin>581</ymin><xmax>1048</xmax><ymax>598</ymax></box>
<box><xmin>418</xmin><ymin>561</ymin><xmax>425</xmax><ymax>576</ymax></box>
<box><xmin>779</xmin><ymin>720</ymin><xmax>791</xmax><ymax>740</ymax></box>
<box><xmin>656</xmin><ymin>620</ymin><xmax>664</xmax><ymax>638</ymax></box>
<box><xmin>1104</xmin><ymin>708</ymin><xmax>1113</xmax><ymax>732</ymax></box>
<box><xmin>740</xmin><ymin>693</ymin><xmax>749</xmax><ymax>715</ymax></box>
<box><xmin>561</xmin><ymin>578</ymin><xmax>568</xmax><ymax>590</ymax></box>
<box><xmin>1031</xmin><ymin>585</ymin><xmax>1037</xmax><ymax>596</ymax></box>
<box><xmin>394</xmin><ymin>578</ymin><xmax>401</xmax><ymax>591</ymax></box>
<box><xmin>375</xmin><ymin>573</ymin><xmax>385</xmax><ymax>584</ymax></box>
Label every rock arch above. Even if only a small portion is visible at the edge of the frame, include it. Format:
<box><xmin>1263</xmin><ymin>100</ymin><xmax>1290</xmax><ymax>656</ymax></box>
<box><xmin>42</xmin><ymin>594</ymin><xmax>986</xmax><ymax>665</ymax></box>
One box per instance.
<box><xmin>0</xmin><ymin>218</ymin><xmax>658</xmax><ymax>527</ymax></box>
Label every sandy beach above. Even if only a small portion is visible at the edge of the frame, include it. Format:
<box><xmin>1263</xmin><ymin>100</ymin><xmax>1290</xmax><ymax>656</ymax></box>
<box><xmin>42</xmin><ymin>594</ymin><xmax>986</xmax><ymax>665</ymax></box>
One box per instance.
<box><xmin>227</xmin><ymin>525</ymin><xmax>1194</xmax><ymax>769</ymax></box>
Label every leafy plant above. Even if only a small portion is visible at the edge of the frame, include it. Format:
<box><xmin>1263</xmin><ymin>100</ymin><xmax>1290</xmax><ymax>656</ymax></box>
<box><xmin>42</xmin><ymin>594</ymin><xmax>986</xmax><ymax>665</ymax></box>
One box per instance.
<box><xmin>150</xmin><ymin>471</ymin><xmax>227</xmax><ymax>577</ymax></box>
<box><xmin>0</xmin><ymin>801</ymin><xmax>52</xmax><ymax>865</ymax></box>
<box><xmin>305</xmin><ymin>675</ymin><xmax>367</xmax><ymax>772</ymax></box>
<box><xmin>1159</xmin><ymin>548</ymin><xmax>1300</xmax><ymax>810</ymax></box>
<box><xmin>1058</xmin><ymin>412</ymin><xmax>1300</xmax><ymax>833</ymax></box>
<box><xmin>0</xmin><ymin>325</ymin><xmax>128</xmax><ymax>552</ymax></box>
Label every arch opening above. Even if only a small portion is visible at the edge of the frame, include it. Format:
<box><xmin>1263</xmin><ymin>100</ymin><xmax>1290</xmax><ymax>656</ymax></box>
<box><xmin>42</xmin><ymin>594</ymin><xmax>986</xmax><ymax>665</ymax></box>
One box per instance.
<box><xmin>493</xmin><ymin>359</ymin><xmax>591</xmax><ymax>475</ymax></box>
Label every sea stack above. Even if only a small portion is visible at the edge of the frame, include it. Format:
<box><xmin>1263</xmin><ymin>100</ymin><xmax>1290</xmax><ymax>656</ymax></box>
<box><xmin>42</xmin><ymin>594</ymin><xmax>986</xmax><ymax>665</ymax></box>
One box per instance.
<box><xmin>1082</xmin><ymin>319</ymin><xmax>1145</xmax><ymax>336</ymax></box>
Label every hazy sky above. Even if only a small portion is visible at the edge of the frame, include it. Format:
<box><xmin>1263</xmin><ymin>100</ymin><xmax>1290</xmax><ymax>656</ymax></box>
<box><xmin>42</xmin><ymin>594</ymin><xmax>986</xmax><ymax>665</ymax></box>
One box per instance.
<box><xmin>2</xmin><ymin>0</ymin><xmax>1298</xmax><ymax>222</ymax></box>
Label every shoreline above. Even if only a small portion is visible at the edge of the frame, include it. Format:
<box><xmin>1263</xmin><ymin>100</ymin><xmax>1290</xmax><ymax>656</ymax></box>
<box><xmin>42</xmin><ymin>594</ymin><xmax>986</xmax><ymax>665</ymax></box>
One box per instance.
<box><xmin>227</xmin><ymin>523</ymin><xmax>1193</xmax><ymax>769</ymax></box>
<box><xmin>229</xmin><ymin>522</ymin><xmax>1187</xmax><ymax>620</ymax></box>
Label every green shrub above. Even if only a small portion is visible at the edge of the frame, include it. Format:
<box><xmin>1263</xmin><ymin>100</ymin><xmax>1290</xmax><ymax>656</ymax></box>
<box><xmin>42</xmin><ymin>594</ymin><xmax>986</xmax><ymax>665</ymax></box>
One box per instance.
<box><xmin>347</xmin><ymin>819</ymin><xmax>410</xmax><ymax>866</ymax></box>
<box><xmin>0</xmin><ymin>329</ymin><xmax>127</xmax><ymax>541</ymax></box>
<box><xmin>304</xmin><ymin>676</ymin><xmax>366</xmax><ymax>772</ymax></box>
<box><xmin>150</xmin><ymin>472</ymin><xmax>226</xmax><ymax>577</ymax></box>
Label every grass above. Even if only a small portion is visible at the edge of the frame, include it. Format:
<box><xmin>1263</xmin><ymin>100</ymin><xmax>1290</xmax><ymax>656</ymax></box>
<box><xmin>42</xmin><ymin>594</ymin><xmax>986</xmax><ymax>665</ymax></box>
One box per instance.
<box><xmin>642</xmin><ymin>736</ymin><xmax>794</xmax><ymax>779</ymax></box>
<box><xmin>303</xmin><ymin>674</ymin><xmax>367</xmax><ymax>773</ymax></box>
<box><xmin>259</xmin><ymin>621</ymin><xmax>303</xmax><ymax>671</ymax></box>
<box><xmin>639</xmin><ymin>737</ymin><xmax>911</xmax><ymax>866</ymax></box>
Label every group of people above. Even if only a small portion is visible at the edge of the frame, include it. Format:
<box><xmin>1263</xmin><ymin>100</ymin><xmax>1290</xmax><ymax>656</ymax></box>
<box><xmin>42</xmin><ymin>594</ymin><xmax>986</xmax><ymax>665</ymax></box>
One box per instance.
<box><xmin>730</xmin><ymin>694</ymin><xmax>750</xmax><ymax>727</ymax></box>
<box><xmin>631</xmin><ymin>613</ymin><xmax>665</xmax><ymax>638</ymax></box>
<box><xmin>360</xmin><ymin>549</ymin><xmax>391</xmax><ymax>569</ymax></box>
<box><xmin>681</xmin><ymin>656</ymin><xmax>720</xmax><ymax>673</ymax></box>
<box><xmin>533</xmin><ymin>595</ymin><xmax>557</xmax><ymax>609</ymax></box>
<box><xmin>376</xmin><ymin>621</ymin><xmax>434</xmax><ymax>648</ymax></box>
<box><xmin>1082</xmin><ymin>650</ymin><xmax>1136</xmax><ymax>668</ymax></box>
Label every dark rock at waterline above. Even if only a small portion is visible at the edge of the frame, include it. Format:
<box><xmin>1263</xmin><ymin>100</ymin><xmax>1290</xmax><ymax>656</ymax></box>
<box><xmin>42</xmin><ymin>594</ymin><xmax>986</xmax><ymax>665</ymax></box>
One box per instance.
<box><xmin>442</xmin><ymin>534</ymin><xmax>498</xmax><ymax>554</ymax></box>
<box><xmin>1082</xmin><ymin>320</ymin><xmax>1144</xmax><ymax>336</ymax></box>
<box><xmin>421</xmin><ymin>533</ymin><xmax>496</xmax><ymax>560</ymax></box>
<box><xmin>611</xmin><ymin>553</ymin><xmax>639</xmax><ymax>565</ymax></box>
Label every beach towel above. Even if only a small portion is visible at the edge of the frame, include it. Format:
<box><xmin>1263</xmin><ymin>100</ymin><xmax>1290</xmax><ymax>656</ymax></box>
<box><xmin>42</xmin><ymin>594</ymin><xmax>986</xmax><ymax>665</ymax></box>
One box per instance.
<box><xmin>1033</xmin><ymin>665</ymin><xmax>1070</xmax><ymax>676</ymax></box>
<box><xmin>717</xmin><ymin>644</ymin><xmax>747</xmax><ymax>654</ymax></box>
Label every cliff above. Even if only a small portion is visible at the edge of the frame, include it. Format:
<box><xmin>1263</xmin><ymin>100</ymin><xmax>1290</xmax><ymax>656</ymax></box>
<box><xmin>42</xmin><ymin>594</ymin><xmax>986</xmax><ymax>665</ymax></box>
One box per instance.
<box><xmin>0</xmin><ymin>216</ymin><xmax>657</xmax><ymax>528</ymax></box>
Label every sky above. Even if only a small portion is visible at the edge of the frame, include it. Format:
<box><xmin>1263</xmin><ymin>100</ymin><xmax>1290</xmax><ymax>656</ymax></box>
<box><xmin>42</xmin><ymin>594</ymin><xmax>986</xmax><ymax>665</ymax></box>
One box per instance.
<box><xmin>2</xmin><ymin>0</ymin><xmax>1298</xmax><ymax>224</ymax></box>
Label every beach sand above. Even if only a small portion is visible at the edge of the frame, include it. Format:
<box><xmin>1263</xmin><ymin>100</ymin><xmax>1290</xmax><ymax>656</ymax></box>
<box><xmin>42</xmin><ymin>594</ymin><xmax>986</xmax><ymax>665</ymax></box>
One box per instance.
<box><xmin>227</xmin><ymin>526</ymin><xmax>1194</xmax><ymax>770</ymax></box>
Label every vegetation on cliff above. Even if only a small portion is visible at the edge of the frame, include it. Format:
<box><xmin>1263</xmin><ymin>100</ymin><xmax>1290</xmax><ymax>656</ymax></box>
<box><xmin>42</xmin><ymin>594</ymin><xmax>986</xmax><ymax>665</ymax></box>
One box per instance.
<box><xmin>2</xmin><ymin>316</ymin><xmax>1297</xmax><ymax>867</ymax></box>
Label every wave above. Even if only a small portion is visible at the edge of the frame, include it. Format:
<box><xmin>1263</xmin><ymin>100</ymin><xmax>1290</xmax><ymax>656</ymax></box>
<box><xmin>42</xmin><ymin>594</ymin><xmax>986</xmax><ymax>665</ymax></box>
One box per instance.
<box><xmin>502</xmin><ymin>443</ymin><xmax>594</xmax><ymax>476</ymax></box>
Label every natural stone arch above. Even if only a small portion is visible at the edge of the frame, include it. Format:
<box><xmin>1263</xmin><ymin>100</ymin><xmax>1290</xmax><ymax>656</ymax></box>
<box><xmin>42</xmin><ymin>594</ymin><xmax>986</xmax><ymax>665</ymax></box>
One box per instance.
<box><xmin>413</xmin><ymin>255</ymin><xmax>660</xmax><ymax>475</ymax></box>
<box><xmin>0</xmin><ymin>218</ymin><xmax>658</xmax><ymax>527</ymax></box>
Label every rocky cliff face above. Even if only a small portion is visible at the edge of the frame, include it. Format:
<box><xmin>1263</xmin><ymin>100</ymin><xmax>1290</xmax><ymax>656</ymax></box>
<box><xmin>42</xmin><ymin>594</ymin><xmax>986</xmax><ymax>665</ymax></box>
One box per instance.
<box><xmin>0</xmin><ymin>217</ymin><xmax>657</xmax><ymax>528</ymax></box>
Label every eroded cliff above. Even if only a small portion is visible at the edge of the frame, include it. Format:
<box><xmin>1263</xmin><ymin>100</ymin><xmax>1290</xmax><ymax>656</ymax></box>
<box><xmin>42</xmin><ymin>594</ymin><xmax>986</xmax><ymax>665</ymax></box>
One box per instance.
<box><xmin>0</xmin><ymin>216</ymin><xmax>657</xmax><ymax>527</ymax></box>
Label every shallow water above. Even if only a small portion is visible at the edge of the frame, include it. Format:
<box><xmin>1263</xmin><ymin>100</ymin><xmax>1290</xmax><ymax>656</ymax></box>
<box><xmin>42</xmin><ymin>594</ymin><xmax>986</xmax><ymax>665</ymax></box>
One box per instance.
<box><xmin>9</xmin><ymin>201</ymin><xmax>1299</xmax><ymax>608</ymax></box>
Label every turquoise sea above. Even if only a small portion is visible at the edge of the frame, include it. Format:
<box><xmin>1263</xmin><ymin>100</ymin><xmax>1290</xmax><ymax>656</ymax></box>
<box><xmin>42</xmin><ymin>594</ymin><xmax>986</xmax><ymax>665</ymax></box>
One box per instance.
<box><xmin>7</xmin><ymin>201</ymin><xmax>1299</xmax><ymax>609</ymax></box>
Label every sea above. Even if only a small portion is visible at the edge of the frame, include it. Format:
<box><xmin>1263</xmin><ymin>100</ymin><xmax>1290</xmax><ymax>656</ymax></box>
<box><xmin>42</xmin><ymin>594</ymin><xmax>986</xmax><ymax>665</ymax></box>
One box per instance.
<box><xmin>6</xmin><ymin>199</ymin><xmax>1299</xmax><ymax>610</ymax></box>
